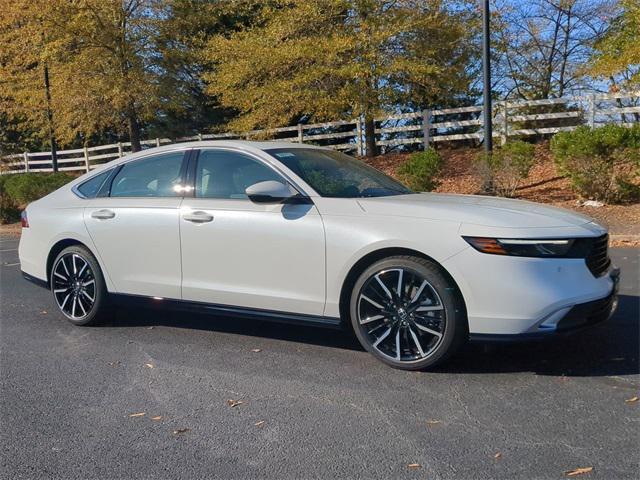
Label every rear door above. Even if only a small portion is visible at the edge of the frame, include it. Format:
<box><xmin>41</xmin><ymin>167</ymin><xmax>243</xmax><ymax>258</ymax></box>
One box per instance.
<box><xmin>83</xmin><ymin>150</ymin><xmax>189</xmax><ymax>299</ymax></box>
<box><xmin>179</xmin><ymin>148</ymin><xmax>326</xmax><ymax>315</ymax></box>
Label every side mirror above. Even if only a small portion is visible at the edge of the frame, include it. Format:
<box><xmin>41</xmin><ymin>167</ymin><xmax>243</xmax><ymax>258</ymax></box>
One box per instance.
<box><xmin>245</xmin><ymin>180</ymin><xmax>295</xmax><ymax>203</ymax></box>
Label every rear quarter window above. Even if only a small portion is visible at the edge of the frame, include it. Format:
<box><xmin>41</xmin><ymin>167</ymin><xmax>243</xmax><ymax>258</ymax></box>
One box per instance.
<box><xmin>76</xmin><ymin>170</ymin><xmax>112</xmax><ymax>198</ymax></box>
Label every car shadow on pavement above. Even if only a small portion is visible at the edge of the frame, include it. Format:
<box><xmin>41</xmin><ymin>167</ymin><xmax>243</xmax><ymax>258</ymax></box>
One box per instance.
<box><xmin>104</xmin><ymin>304</ymin><xmax>363</xmax><ymax>352</ymax></box>
<box><xmin>103</xmin><ymin>294</ymin><xmax>639</xmax><ymax>378</ymax></box>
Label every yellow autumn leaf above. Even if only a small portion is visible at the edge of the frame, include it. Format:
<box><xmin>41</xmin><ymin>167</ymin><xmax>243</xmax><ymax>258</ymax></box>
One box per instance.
<box><xmin>565</xmin><ymin>466</ymin><xmax>594</xmax><ymax>477</ymax></box>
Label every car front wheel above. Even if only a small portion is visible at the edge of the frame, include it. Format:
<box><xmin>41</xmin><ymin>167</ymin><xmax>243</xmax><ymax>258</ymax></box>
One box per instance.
<box><xmin>349</xmin><ymin>255</ymin><xmax>466</xmax><ymax>370</ymax></box>
<box><xmin>51</xmin><ymin>245</ymin><xmax>108</xmax><ymax>326</ymax></box>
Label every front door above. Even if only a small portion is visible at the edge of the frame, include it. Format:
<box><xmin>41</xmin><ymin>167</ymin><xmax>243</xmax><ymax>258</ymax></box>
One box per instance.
<box><xmin>180</xmin><ymin>148</ymin><xmax>326</xmax><ymax>316</ymax></box>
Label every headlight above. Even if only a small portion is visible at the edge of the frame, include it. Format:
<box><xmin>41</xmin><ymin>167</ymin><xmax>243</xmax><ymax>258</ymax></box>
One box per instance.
<box><xmin>463</xmin><ymin>237</ymin><xmax>575</xmax><ymax>257</ymax></box>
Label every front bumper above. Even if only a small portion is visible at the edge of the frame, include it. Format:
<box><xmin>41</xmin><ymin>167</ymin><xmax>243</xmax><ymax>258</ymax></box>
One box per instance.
<box><xmin>469</xmin><ymin>267</ymin><xmax>619</xmax><ymax>342</ymax></box>
<box><xmin>443</xmin><ymin>240</ymin><xmax>620</xmax><ymax>336</ymax></box>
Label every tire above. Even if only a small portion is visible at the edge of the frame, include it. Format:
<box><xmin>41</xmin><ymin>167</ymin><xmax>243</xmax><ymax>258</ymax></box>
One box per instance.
<box><xmin>50</xmin><ymin>245</ymin><xmax>108</xmax><ymax>326</ymax></box>
<box><xmin>349</xmin><ymin>255</ymin><xmax>466</xmax><ymax>370</ymax></box>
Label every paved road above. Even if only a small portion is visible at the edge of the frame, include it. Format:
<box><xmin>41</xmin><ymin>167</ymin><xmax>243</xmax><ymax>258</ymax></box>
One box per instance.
<box><xmin>1</xmin><ymin>234</ymin><xmax>638</xmax><ymax>480</ymax></box>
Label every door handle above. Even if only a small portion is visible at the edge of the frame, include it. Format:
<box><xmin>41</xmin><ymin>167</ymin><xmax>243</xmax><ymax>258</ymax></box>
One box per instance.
<box><xmin>183</xmin><ymin>211</ymin><xmax>214</xmax><ymax>223</ymax></box>
<box><xmin>91</xmin><ymin>209</ymin><xmax>115</xmax><ymax>220</ymax></box>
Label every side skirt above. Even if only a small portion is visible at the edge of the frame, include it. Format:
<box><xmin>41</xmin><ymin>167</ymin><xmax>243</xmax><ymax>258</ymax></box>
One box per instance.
<box><xmin>110</xmin><ymin>293</ymin><xmax>343</xmax><ymax>330</ymax></box>
<box><xmin>22</xmin><ymin>271</ymin><xmax>49</xmax><ymax>289</ymax></box>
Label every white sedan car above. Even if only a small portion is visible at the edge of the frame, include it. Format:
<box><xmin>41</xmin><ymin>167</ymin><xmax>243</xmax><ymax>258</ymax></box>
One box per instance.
<box><xmin>19</xmin><ymin>141</ymin><xmax>619</xmax><ymax>370</ymax></box>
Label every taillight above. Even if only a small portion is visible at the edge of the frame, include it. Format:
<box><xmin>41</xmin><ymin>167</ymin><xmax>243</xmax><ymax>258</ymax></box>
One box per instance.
<box><xmin>21</xmin><ymin>210</ymin><xmax>29</xmax><ymax>228</ymax></box>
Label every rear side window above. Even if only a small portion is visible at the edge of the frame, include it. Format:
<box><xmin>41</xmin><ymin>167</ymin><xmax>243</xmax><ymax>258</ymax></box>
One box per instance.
<box><xmin>111</xmin><ymin>152</ymin><xmax>185</xmax><ymax>197</ymax></box>
<box><xmin>76</xmin><ymin>170</ymin><xmax>112</xmax><ymax>198</ymax></box>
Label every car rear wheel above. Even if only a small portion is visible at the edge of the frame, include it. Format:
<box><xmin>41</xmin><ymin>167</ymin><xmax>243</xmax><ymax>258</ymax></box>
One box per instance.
<box><xmin>349</xmin><ymin>255</ymin><xmax>466</xmax><ymax>370</ymax></box>
<box><xmin>51</xmin><ymin>245</ymin><xmax>108</xmax><ymax>326</ymax></box>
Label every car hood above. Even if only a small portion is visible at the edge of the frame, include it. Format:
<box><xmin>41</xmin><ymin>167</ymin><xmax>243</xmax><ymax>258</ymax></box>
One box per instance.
<box><xmin>356</xmin><ymin>193</ymin><xmax>601</xmax><ymax>230</ymax></box>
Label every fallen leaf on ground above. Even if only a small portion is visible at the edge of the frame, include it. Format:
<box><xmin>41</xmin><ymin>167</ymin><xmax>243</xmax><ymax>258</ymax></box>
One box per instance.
<box><xmin>144</xmin><ymin>363</ymin><xmax>154</xmax><ymax>369</ymax></box>
<box><xmin>173</xmin><ymin>428</ymin><xmax>190</xmax><ymax>435</ymax></box>
<box><xmin>227</xmin><ymin>399</ymin><xmax>243</xmax><ymax>408</ymax></box>
<box><xmin>494</xmin><ymin>452</ymin><xmax>502</xmax><ymax>459</ymax></box>
<box><xmin>254</xmin><ymin>420</ymin><xmax>265</xmax><ymax>427</ymax></box>
<box><xmin>108</xmin><ymin>361</ymin><xmax>120</xmax><ymax>367</ymax></box>
<box><xmin>147</xmin><ymin>326</ymin><xmax>154</xmax><ymax>330</ymax></box>
<box><xmin>151</xmin><ymin>416</ymin><xmax>162</xmax><ymax>421</ymax></box>
<box><xmin>407</xmin><ymin>463</ymin><xmax>421</xmax><ymax>469</ymax></box>
<box><xmin>129</xmin><ymin>412</ymin><xmax>145</xmax><ymax>417</ymax></box>
<box><xmin>625</xmin><ymin>396</ymin><xmax>638</xmax><ymax>404</ymax></box>
<box><xmin>565</xmin><ymin>467</ymin><xmax>593</xmax><ymax>477</ymax></box>
<box><xmin>426</xmin><ymin>419</ymin><xmax>441</xmax><ymax>426</ymax></box>
<box><xmin>40</xmin><ymin>310</ymin><xmax>47</xmax><ymax>314</ymax></box>
<box><xmin>250</xmin><ymin>348</ymin><xmax>262</xmax><ymax>353</ymax></box>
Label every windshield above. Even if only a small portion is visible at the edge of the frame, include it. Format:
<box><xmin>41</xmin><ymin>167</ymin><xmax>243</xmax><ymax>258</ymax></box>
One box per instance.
<box><xmin>266</xmin><ymin>148</ymin><xmax>413</xmax><ymax>198</ymax></box>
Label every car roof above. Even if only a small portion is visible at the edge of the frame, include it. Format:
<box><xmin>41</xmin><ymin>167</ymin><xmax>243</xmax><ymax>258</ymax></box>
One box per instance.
<box><xmin>136</xmin><ymin>140</ymin><xmax>324</xmax><ymax>156</ymax></box>
<box><xmin>78</xmin><ymin>140</ymin><xmax>330</xmax><ymax>179</ymax></box>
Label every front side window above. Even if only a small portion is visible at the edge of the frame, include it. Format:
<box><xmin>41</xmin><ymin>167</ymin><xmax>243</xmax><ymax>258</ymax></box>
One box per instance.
<box><xmin>76</xmin><ymin>169</ymin><xmax>112</xmax><ymax>198</ymax></box>
<box><xmin>110</xmin><ymin>151</ymin><xmax>185</xmax><ymax>197</ymax></box>
<box><xmin>195</xmin><ymin>149</ymin><xmax>284</xmax><ymax>199</ymax></box>
<box><xmin>265</xmin><ymin>148</ymin><xmax>412</xmax><ymax>198</ymax></box>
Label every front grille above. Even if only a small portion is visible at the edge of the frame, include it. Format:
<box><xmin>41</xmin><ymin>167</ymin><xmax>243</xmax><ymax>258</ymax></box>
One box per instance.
<box><xmin>585</xmin><ymin>234</ymin><xmax>610</xmax><ymax>277</ymax></box>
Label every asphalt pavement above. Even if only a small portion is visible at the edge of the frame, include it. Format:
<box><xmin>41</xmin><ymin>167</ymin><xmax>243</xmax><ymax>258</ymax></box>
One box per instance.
<box><xmin>1</xmin><ymin>234</ymin><xmax>638</xmax><ymax>479</ymax></box>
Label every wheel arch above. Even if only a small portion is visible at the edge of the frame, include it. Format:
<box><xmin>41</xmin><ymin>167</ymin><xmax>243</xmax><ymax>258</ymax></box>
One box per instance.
<box><xmin>46</xmin><ymin>239</ymin><xmax>96</xmax><ymax>287</ymax></box>
<box><xmin>338</xmin><ymin>247</ymin><xmax>468</xmax><ymax>329</ymax></box>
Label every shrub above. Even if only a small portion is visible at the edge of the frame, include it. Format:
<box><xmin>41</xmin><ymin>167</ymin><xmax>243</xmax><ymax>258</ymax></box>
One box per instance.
<box><xmin>0</xmin><ymin>176</ymin><xmax>20</xmax><ymax>224</ymax></box>
<box><xmin>397</xmin><ymin>149</ymin><xmax>443</xmax><ymax>192</ymax></box>
<box><xmin>476</xmin><ymin>140</ymin><xmax>536</xmax><ymax>197</ymax></box>
<box><xmin>551</xmin><ymin>124</ymin><xmax>640</xmax><ymax>203</ymax></box>
<box><xmin>0</xmin><ymin>172</ymin><xmax>74</xmax><ymax>224</ymax></box>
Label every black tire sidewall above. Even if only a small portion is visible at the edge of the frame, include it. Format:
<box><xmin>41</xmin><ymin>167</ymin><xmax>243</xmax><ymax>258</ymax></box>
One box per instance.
<box><xmin>51</xmin><ymin>245</ymin><xmax>107</xmax><ymax>326</ymax></box>
<box><xmin>349</xmin><ymin>256</ymin><xmax>465</xmax><ymax>370</ymax></box>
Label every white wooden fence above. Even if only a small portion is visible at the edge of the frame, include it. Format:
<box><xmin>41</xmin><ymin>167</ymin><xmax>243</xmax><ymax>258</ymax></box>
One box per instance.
<box><xmin>1</xmin><ymin>91</ymin><xmax>638</xmax><ymax>175</ymax></box>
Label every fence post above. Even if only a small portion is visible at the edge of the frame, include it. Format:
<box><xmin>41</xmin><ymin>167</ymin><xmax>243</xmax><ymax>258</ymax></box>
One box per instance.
<box><xmin>117</xmin><ymin>142</ymin><xmax>123</xmax><ymax>157</ymax></box>
<box><xmin>297</xmin><ymin>124</ymin><xmax>304</xmax><ymax>144</ymax></box>
<box><xmin>23</xmin><ymin>152</ymin><xmax>29</xmax><ymax>173</ymax></box>
<box><xmin>356</xmin><ymin>118</ymin><xmax>363</xmax><ymax>156</ymax></box>
<box><xmin>156</xmin><ymin>138</ymin><xmax>161</xmax><ymax>148</ymax></box>
<box><xmin>83</xmin><ymin>146</ymin><xmax>90</xmax><ymax>172</ymax></box>
<box><xmin>589</xmin><ymin>94</ymin><xmax>596</xmax><ymax>128</ymax></box>
<box><xmin>422</xmin><ymin>109</ymin><xmax>431</xmax><ymax>150</ymax></box>
<box><xmin>501</xmin><ymin>101</ymin><xmax>508</xmax><ymax>146</ymax></box>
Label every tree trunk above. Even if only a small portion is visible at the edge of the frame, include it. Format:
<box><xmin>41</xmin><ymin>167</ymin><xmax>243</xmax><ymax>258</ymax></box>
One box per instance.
<box><xmin>364</xmin><ymin>116</ymin><xmax>377</xmax><ymax>158</ymax></box>
<box><xmin>42</xmin><ymin>61</ymin><xmax>58</xmax><ymax>172</ymax></box>
<box><xmin>127</xmin><ymin>107</ymin><xmax>141</xmax><ymax>152</ymax></box>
